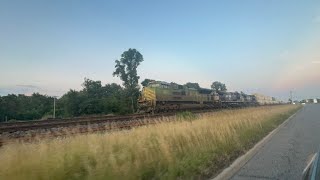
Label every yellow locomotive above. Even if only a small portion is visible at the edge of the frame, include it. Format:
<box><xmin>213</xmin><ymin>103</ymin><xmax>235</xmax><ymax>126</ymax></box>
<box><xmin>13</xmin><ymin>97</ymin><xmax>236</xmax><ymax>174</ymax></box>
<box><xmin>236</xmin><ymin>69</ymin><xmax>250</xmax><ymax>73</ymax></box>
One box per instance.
<box><xmin>138</xmin><ymin>81</ymin><xmax>220</xmax><ymax>113</ymax></box>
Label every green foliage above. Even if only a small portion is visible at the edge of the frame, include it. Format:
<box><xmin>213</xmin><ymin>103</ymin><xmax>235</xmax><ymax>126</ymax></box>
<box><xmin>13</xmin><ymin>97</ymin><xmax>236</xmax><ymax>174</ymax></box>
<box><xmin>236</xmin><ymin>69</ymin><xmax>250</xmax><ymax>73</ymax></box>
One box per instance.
<box><xmin>59</xmin><ymin>90</ymin><xmax>83</xmax><ymax>117</ymax></box>
<box><xmin>0</xmin><ymin>49</ymin><xmax>145</xmax><ymax>120</ymax></box>
<box><xmin>58</xmin><ymin>79</ymin><xmax>130</xmax><ymax>117</ymax></box>
<box><xmin>176</xmin><ymin>111</ymin><xmax>197</xmax><ymax>121</ymax></box>
<box><xmin>141</xmin><ymin>79</ymin><xmax>154</xmax><ymax>87</ymax></box>
<box><xmin>113</xmin><ymin>48</ymin><xmax>143</xmax><ymax>90</ymax></box>
<box><xmin>0</xmin><ymin>79</ymin><xmax>132</xmax><ymax>121</ymax></box>
<box><xmin>184</xmin><ymin>82</ymin><xmax>201</xmax><ymax>89</ymax></box>
<box><xmin>211</xmin><ymin>81</ymin><xmax>227</xmax><ymax>92</ymax></box>
<box><xmin>0</xmin><ymin>93</ymin><xmax>53</xmax><ymax>121</ymax></box>
<box><xmin>113</xmin><ymin>48</ymin><xmax>144</xmax><ymax>112</ymax></box>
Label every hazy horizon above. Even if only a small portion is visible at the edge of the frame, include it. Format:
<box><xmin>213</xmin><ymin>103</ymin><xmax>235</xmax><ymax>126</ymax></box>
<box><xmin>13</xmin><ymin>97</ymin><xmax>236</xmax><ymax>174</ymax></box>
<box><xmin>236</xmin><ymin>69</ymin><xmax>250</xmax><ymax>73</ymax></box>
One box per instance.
<box><xmin>1</xmin><ymin>0</ymin><xmax>319</xmax><ymax>101</ymax></box>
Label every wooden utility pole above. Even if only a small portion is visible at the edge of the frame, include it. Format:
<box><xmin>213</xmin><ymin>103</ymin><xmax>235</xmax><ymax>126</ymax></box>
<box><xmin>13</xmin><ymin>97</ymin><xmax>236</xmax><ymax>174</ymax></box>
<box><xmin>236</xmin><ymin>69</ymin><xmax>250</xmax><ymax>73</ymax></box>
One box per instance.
<box><xmin>53</xmin><ymin>96</ymin><xmax>58</xmax><ymax>119</ymax></box>
<box><xmin>131</xmin><ymin>97</ymin><xmax>134</xmax><ymax>113</ymax></box>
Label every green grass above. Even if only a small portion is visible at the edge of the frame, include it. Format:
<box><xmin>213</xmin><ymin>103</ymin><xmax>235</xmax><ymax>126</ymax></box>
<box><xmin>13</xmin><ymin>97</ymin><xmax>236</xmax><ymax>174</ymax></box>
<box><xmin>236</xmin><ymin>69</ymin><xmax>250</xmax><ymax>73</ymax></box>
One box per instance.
<box><xmin>0</xmin><ymin>105</ymin><xmax>301</xmax><ymax>180</ymax></box>
<box><xmin>176</xmin><ymin>111</ymin><xmax>197</xmax><ymax>121</ymax></box>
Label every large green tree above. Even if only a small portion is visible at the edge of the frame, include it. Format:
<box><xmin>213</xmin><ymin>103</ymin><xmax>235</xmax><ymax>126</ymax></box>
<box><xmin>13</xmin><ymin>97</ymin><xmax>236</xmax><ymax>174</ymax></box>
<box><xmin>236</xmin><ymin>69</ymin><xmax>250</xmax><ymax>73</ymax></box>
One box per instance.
<box><xmin>113</xmin><ymin>48</ymin><xmax>144</xmax><ymax>112</ymax></box>
<box><xmin>211</xmin><ymin>81</ymin><xmax>227</xmax><ymax>92</ymax></box>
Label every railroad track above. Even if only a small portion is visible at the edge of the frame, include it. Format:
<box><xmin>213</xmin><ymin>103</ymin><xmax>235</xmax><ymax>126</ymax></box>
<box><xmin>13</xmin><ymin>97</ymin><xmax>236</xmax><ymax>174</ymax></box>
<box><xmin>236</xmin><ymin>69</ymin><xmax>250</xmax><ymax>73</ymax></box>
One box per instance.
<box><xmin>1</xmin><ymin>107</ymin><xmax>232</xmax><ymax>134</ymax></box>
<box><xmin>1</xmin><ymin>106</ymin><xmax>260</xmax><ymax>135</ymax></box>
<box><xmin>0</xmin><ymin>105</ymin><xmax>264</xmax><ymax>142</ymax></box>
<box><xmin>0</xmin><ymin>113</ymin><xmax>176</xmax><ymax>134</ymax></box>
<box><xmin>0</xmin><ymin>111</ymin><xmax>185</xmax><ymax>145</ymax></box>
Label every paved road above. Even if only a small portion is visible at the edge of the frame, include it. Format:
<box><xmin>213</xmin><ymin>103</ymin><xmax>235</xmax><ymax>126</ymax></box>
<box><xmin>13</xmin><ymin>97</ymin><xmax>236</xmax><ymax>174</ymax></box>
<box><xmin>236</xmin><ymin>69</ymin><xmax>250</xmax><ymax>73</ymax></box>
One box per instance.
<box><xmin>232</xmin><ymin>104</ymin><xmax>320</xmax><ymax>180</ymax></box>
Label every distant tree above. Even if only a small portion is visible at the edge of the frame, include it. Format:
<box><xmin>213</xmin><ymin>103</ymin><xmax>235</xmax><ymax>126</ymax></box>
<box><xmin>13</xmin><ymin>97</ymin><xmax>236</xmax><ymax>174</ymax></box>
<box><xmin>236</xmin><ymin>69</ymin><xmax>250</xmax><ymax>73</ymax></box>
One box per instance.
<box><xmin>0</xmin><ymin>94</ymin><xmax>18</xmax><ymax>121</ymax></box>
<box><xmin>103</xmin><ymin>83</ymin><xmax>129</xmax><ymax>114</ymax></box>
<box><xmin>0</xmin><ymin>93</ymin><xmax>53</xmax><ymax>121</ymax></box>
<box><xmin>211</xmin><ymin>81</ymin><xmax>227</xmax><ymax>92</ymax></box>
<box><xmin>0</xmin><ymin>78</ymin><xmax>135</xmax><ymax>121</ymax></box>
<box><xmin>81</xmin><ymin>78</ymin><xmax>105</xmax><ymax>99</ymax></box>
<box><xmin>78</xmin><ymin>79</ymin><xmax>104</xmax><ymax>114</ymax></box>
<box><xmin>113</xmin><ymin>48</ymin><xmax>144</xmax><ymax>112</ymax></box>
<box><xmin>59</xmin><ymin>79</ymin><xmax>132</xmax><ymax>117</ymax></box>
<box><xmin>185</xmin><ymin>82</ymin><xmax>200</xmax><ymax>89</ymax></box>
<box><xmin>59</xmin><ymin>90</ymin><xmax>83</xmax><ymax>117</ymax></box>
<box><xmin>141</xmin><ymin>79</ymin><xmax>154</xmax><ymax>87</ymax></box>
<box><xmin>27</xmin><ymin>93</ymin><xmax>53</xmax><ymax>119</ymax></box>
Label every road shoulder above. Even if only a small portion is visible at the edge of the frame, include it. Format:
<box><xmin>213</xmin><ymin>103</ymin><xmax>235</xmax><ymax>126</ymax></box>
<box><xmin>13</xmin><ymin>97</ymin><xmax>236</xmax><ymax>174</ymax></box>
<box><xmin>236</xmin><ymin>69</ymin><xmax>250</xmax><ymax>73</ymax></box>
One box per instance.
<box><xmin>212</xmin><ymin>107</ymin><xmax>303</xmax><ymax>180</ymax></box>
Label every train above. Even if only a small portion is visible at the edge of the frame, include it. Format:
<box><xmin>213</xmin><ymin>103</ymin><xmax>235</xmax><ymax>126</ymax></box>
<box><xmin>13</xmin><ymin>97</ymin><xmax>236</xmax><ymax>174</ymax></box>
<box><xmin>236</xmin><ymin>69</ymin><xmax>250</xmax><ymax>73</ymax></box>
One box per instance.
<box><xmin>138</xmin><ymin>81</ymin><xmax>282</xmax><ymax>113</ymax></box>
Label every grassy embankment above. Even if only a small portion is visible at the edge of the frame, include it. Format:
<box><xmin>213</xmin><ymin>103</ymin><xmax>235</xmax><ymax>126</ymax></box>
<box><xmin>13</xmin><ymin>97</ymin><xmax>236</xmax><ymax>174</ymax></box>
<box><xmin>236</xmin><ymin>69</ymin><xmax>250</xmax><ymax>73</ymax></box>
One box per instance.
<box><xmin>0</xmin><ymin>105</ymin><xmax>301</xmax><ymax>180</ymax></box>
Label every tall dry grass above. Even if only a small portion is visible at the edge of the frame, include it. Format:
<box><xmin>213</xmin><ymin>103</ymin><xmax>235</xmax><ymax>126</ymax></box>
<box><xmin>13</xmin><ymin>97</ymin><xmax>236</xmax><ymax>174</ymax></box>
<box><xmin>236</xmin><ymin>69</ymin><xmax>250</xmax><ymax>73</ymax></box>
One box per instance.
<box><xmin>0</xmin><ymin>105</ymin><xmax>300</xmax><ymax>180</ymax></box>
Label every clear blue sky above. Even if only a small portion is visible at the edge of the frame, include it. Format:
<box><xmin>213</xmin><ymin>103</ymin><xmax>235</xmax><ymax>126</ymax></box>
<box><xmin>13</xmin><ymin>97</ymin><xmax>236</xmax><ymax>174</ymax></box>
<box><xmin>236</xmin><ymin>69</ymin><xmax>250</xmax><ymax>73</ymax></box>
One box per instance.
<box><xmin>1</xmin><ymin>0</ymin><xmax>319</xmax><ymax>100</ymax></box>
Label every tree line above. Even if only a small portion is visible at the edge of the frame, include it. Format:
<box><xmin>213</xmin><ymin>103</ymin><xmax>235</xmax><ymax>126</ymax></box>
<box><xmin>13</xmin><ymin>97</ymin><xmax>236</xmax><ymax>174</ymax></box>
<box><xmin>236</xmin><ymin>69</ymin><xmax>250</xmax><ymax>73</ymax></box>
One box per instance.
<box><xmin>0</xmin><ymin>93</ymin><xmax>54</xmax><ymax>121</ymax></box>
<box><xmin>0</xmin><ymin>48</ymin><xmax>227</xmax><ymax>121</ymax></box>
<box><xmin>0</xmin><ymin>49</ymin><xmax>143</xmax><ymax>121</ymax></box>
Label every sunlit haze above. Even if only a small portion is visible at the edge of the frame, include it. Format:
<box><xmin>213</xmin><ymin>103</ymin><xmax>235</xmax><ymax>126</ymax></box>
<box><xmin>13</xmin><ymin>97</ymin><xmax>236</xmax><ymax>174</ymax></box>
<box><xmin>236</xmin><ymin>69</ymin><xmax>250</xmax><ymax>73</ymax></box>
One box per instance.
<box><xmin>1</xmin><ymin>0</ymin><xmax>319</xmax><ymax>100</ymax></box>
